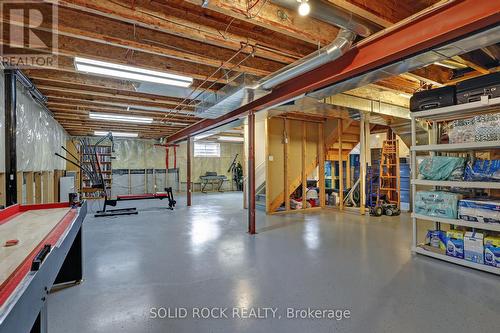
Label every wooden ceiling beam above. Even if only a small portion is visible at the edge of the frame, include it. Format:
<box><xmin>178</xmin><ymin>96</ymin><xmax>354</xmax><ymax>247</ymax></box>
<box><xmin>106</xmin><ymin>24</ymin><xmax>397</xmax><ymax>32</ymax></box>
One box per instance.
<box><xmin>452</xmin><ymin>55</ymin><xmax>491</xmax><ymax>74</ymax></box>
<box><xmin>50</xmin><ymin>107</ymin><xmax>199</xmax><ymax>123</ymax></box>
<box><xmin>23</xmin><ymin>67</ymin><xmax>224</xmax><ymax>92</ymax></box>
<box><xmin>46</xmin><ymin>101</ymin><xmax>198</xmax><ymax>119</ymax></box>
<box><xmin>2</xmin><ymin>30</ymin><xmax>230</xmax><ymax>83</ymax></box>
<box><xmin>46</xmin><ymin>98</ymin><xmax>197</xmax><ymax>116</ymax></box>
<box><xmin>324</xmin><ymin>0</ymin><xmax>392</xmax><ymax>27</ymax></box>
<box><xmin>181</xmin><ymin>0</ymin><xmax>339</xmax><ymax>45</ymax></box>
<box><xmin>56</xmin><ymin>0</ymin><xmax>312</xmax><ymax>63</ymax></box>
<box><xmin>5</xmin><ymin>4</ymin><xmax>283</xmax><ymax>76</ymax></box>
<box><xmin>343</xmin><ymin>0</ymin><xmax>441</xmax><ymax>23</ymax></box>
<box><xmin>54</xmin><ymin>119</ymin><xmax>185</xmax><ymax>131</ymax></box>
<box><xmin>34</xmin><ymin>81</ymin><xmax>196</xmax><ymax>106</ymax></box>
<box><xmin>44</xmin><ymin>94</ymin><xmax>196</xmax><ymax>113</ymax></box>
<box><xmin>24</xmin><ymin>69</ymin><xmax>136</xmax><ymax>91</ymax></box>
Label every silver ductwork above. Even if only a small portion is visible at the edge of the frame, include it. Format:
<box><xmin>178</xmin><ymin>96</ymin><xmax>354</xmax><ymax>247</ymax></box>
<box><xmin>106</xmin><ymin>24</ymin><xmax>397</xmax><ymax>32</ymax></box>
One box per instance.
<box><xmin>271</xmin><ymin>0</ymin><xmax>380</xmax><ymax>37</ymax></box>
<box><xmin>259</xmin><ymin>29</ymin><xmax>356</xmax><ymax>90</ymax></box>
<box><xmin>195</xmin><ymin>1</ymin><xmax>374</xmax><ymax>118</ymax></box>
<box><xmin>196</xmin><ymin>28</ymin><xmax>357</xmax><ymax>118</ymax></box>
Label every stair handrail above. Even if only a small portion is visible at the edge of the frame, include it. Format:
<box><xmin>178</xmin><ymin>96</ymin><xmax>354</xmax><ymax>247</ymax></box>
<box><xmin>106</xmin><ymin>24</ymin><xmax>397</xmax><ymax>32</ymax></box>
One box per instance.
<box><xmin>243</xmin><ymin>160</ymin><xmax>266</xmax><ymax>182</ymax></box>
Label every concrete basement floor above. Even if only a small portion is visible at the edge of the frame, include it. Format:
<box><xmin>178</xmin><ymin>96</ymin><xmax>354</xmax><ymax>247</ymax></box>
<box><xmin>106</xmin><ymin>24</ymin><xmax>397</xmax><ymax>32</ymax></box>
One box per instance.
<box><xmin>49</xmin><ymin>192</ymin><xmax>499</xmax><ymax>333</ymax></box>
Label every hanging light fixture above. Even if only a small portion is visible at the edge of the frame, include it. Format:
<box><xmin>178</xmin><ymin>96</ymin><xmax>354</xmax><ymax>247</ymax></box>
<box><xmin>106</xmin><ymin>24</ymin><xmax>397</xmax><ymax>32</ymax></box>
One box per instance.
<box><xmin>297</xmin><ymin>0</ymin><xmax>310</xmax><ymax>16</ymax></box>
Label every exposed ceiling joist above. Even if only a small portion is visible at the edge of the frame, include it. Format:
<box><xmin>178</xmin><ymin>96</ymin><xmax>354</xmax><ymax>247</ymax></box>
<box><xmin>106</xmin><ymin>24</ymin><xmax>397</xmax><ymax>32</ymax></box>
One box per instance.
<box><xmin>324</xmin><ymin>0</ymin><xmax>392</xmax><ymax>27</ymax></box>
<box><xmin>44</xmin><ymin>94</ymin><xmax>196</xmax><ymax>113</ymax></box>
<box><xmin>2</xmin><ymin>31</ymin><xmax>233</xmax><ymax>83</ymax></box>
<box><xmin>22</xmin><ymin>66</ymin><xmax>224</xmax><ymax>92</ymax></box>
<box><xmin>37</xmin><ymin>85</ymin><xmax>195</xmax><ymax>108</ymax></box>
<box><xmin>5</xmin><ymin>5</ymin><xmax>283</xmax><ymax>77</ymax></box>
<box><xmin>182</xmin><ymin>0</ymin><xmax>339</xmax><ymax>45</ymax></box>
<box><xmin>55</xmin><ymin>0</ymin><xmax>313</xmax><ymax>63</ymax></box>
<box><xmin>452</xmin><ymin>55</ymin><xmax>490</xmax><ymax>74</ymax></box>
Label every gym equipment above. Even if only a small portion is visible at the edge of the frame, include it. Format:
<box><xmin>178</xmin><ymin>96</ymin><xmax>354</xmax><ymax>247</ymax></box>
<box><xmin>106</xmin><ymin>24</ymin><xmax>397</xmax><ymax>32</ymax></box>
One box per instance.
<box><xmin>227</xmin><ymin>154</ymin><xmax>243</xmax><ymax>191</ymax></box>
<box><xmin>56</xmin><ymin>132</ymin><xmax>176</xmax><ymax>217</ymax></box>
<box><xmin>200</xmin><ymin>172</ymin><xmax>227</xmax><ymax>193</ymax></box>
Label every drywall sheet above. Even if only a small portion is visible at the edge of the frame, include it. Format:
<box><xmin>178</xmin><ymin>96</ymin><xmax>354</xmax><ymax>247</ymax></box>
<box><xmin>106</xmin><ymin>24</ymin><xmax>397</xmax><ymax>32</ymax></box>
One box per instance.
<box><xmin>16</xmin><ymin>82</ymin><xmax>67</xmax><ymax>171</ymax></box>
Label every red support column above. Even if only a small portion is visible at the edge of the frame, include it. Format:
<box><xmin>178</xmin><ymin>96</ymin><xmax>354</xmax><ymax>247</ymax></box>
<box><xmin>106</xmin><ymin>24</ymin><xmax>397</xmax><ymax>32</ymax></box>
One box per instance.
<box><xmin>248</xmin><ymin>110</ymin><xmax>256</xmax><ymax>234</ymax></box>
<box><xmin>186</xmin><ymin>137</ymin><xmax>192</xmax><ymax>207</ymax></box>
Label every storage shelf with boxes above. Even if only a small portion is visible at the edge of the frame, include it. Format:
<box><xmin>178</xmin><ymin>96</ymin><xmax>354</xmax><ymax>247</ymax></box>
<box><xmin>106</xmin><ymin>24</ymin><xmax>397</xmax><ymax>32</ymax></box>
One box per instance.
<box><xmin>410</xmin><ymin>72</ymin><xmax>500</xmax><ymax>275</ymax></box>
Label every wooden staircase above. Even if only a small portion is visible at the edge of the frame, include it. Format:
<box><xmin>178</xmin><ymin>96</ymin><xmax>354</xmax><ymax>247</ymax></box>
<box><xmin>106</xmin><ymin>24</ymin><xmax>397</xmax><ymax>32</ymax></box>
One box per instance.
<box><xmin>267</xmin><ymin>118</ymin><xmax>361</xmax><ymax>212</ymax></box>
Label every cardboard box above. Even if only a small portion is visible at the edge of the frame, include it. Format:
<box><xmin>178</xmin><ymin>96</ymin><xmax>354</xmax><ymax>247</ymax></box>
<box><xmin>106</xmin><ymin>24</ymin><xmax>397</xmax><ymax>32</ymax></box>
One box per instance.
<box><xmin>464</xmin><ymin>231</ymin><xmax>484</xmax><ymax>264</ymax></box>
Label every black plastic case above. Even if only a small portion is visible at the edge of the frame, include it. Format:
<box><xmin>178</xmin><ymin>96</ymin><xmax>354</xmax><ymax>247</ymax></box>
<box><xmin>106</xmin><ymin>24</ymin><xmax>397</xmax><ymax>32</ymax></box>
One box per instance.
<box><xmin>456</xmin><ymin>72</ymin><xmax>500</xmax><ymax>104</ymax></box>
<box><xmin>410</xmin><ymin>86</ymin><xmax>456</xmax><ymax>111</ymax></box>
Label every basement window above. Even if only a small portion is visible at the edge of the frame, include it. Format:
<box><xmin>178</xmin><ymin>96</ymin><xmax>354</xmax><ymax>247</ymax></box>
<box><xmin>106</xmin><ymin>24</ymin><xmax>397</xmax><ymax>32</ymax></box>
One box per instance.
<box><xmin>194</xmin><ymin>142</ymin><xmax>221</xmax><ymax>157</ymax></box>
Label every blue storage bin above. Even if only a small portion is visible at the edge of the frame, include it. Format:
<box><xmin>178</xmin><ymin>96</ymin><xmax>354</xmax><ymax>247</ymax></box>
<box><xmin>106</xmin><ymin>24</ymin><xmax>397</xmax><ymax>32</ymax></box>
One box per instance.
<box><xmin>400</xmin><ymin>190</ymin><xmax>410</xmax><ymax>203</ymax></box>
<box><xmin>400</xmin><ymin>164</ymin><xmax>410</xmax><ymax>177</ymax></box>
<box><xmin>400</xmin><ymin>178</ymin><xmax>410</xmax><ymax>189</ymax></box>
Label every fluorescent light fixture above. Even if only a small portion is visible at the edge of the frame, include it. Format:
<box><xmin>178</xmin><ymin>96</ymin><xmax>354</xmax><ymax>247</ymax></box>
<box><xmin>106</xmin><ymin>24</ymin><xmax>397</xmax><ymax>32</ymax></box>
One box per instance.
<box><xmin>75</xmin><ymin>57</ymin><xmax>193</xmax><ymax>87</ymax></box>
<box><xmin>89</xmin><ymin>112</ymin><xmax>153</xmax><ymax>124</ymax></box>
<box><xmin>94</xmin><ymin>131</ymin><xmax>138</xmax><ymax>138</ymax></box>
<box><xmin>218</xmin><ymin>136</ymin><xmax>244</xmax><ymax>142</ymax></box>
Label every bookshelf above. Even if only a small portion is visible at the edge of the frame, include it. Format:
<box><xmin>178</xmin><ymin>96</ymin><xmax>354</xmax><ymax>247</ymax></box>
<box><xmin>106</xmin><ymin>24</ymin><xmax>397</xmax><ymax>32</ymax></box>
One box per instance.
<box><xmin>80</xmin><ymin>144</ymin><xmax>113</xmax><ymax>200</ymax></box>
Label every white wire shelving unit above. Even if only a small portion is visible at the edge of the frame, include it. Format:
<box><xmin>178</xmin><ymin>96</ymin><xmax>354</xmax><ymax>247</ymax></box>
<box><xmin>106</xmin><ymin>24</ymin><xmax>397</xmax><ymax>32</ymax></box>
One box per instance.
<box><xmin>410</xmin><ymin>95</ymin><xmax>500</xmax><ymax>275</ymax></box>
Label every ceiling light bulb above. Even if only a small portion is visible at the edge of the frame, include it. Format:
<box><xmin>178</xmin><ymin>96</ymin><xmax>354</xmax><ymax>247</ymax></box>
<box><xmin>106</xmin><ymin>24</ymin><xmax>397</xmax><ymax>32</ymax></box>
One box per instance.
<box><xmin>298</xmin><ymin>1</ymin><xmax>310</xmax><ymax>16</ymax></box>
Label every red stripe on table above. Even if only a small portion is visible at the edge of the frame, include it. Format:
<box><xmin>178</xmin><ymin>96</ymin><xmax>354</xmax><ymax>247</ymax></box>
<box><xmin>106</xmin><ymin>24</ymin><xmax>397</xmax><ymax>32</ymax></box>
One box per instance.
<box><xmin>0</xmin><ymin>208</ymin><xmax>77</xmax><ymax>307</ymax></box>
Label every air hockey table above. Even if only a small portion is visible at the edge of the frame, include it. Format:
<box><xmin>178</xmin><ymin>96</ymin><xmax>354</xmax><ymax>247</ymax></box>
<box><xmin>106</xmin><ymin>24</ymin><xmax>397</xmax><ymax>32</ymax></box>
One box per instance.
<box><xmin>0</xmin><ymin>202</ymin><xmax>87</xmax><ymax>333</ymax></box>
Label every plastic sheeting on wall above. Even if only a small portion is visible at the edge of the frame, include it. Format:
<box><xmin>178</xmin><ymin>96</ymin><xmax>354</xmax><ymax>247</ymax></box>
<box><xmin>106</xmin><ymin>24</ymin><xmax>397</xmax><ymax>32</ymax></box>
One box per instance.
<box><xmin>16</xmin><ymin>82</ymin><xmax>67</xmax><ymax>171</ymax></box>
<box><xmin>0</xmin><ymin>67</ymin><xmax>5</xmax><ymax>172</ymax></box>
<box><xmin>112</xmin><ymin>139</ymin><xmax>166</xmax><ymax>169</ymax></box>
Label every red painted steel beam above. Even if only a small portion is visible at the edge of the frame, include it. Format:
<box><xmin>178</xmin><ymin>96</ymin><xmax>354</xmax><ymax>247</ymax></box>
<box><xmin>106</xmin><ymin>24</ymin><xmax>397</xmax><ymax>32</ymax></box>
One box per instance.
<box><xmin>167</xmin><ymin>0</ymin><xmax>500</xmax><ymax>143</ymax></box>
<box><xmin>186</xmin><ymin>137</ymin><xmax>192</xmax><ymax>207</ymax></box>
<box><xmin>248</xmin><ymin>110</ymin><xmax>256</xmax><ymax>235</ymax></box>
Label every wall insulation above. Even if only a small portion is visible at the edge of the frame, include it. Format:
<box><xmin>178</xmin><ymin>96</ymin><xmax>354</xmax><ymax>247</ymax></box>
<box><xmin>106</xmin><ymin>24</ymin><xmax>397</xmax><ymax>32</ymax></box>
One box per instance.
<box><xmin>112</xmin><ymin>139</ymin><xmax>166</xmax><ymax>169</ymax></box>
<box><xmin>16</xmin><ymin>81</ymin><xmax>66</xmax><ymax>171</ymax></box>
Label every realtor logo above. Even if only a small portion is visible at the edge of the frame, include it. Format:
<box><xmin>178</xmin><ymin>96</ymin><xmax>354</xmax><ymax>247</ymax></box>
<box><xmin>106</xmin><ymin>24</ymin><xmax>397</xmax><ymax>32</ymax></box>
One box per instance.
<box><xmin>0</xmin><ymin>0</ymin><xmax>58</xmax><ymax>68</ymax></box>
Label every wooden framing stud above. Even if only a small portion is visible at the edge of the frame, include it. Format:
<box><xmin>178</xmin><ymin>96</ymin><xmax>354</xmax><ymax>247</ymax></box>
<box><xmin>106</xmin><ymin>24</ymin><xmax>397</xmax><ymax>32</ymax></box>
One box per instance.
<box><xmin>338</xmin><ymin>119</ymin><xmax>344</xmax><ymax>210</ymax></box>
<box><xmin>284</xmin><ymin>119</ymin><xmax>291</xmax><ymax>211</ymax></box>
<box><xmin>34</xmin><ymin>172</ymin><xmax>42</xmax><ymax>204</ymax></box>
<box><xmin>318</xmin><ymin>122</ymin><xmax>326</xmax><ymax>208</ymax></box>
<box><xmin>16</xmin><ymin>172</ymin><xmax>23</xmax><ymax>204</ymax></box>
<box><xmin>302</xmin><ymin>122</ymin><xmax>307</xmax><ymax>210</ymax></box>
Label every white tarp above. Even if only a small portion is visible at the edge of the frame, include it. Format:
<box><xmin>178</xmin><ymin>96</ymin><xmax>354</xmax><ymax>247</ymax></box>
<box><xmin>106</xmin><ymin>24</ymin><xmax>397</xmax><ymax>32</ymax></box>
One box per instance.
<box><xmin>16</xmin><ymin>81</ymin><xmax>67</xmax><ymax>171</ymax></box>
